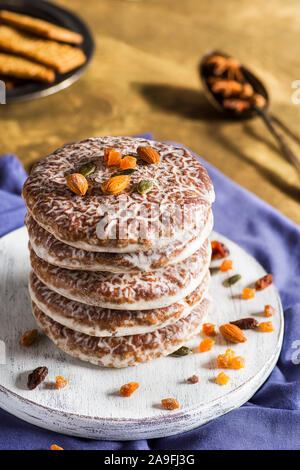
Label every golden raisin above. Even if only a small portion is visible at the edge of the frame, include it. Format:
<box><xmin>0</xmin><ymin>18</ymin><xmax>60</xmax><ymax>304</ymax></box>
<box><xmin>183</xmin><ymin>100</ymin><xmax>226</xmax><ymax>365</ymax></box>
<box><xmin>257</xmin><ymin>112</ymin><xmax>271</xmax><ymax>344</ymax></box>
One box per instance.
<box><xmin>20</xmin><ymin>329</ymin><xmax>38</xmax><ymax>347</ymax></box>
<box><xmin>56</xmin><ymin>376</ymin><xmax>68</xmax><ymax>389</ymax></box>
<box><xmin>242</xmin><ymin>288</ymin><xmax>256</xmax><ymax>299</ymax></box>
<box><xmin>199</xmin><ymin>337</ymin><xmax>215</xmax><ymax>352</ymax></box>
<box><xmin>161</xmin><ymin>398</ymin><xmax>179</xmax><ymax>410</ymax></box>
<box><xmin>219</xmin><ymin>259</ymin><xmax>233</xmax><ymax>272</ymax></box>
<box><xmin>217</xmin><ymin>372</ymin><xmax>230</xmax><ymax>385</ymax></box>
<box><xmin>217</xmin><ymin>354</ymin><xmax>230</xmax><ymax>369</ymax></box>
<box><xmin>217</xmin><ymin>349</ymin><xmax>236</xmax><ymax>369</ymax></box>
<box><xmin>120</xmin><ymin>156</ymin><xmax>136</xmax><ymax>170</ymax></box>
<box><xmin>106</xmin><ymin>150</ymin><xmax>122</xmax><ymax>167</ymax></box>
<box><xmin>51</xmin><ymin>445</ymin><xmax>64</xmax><ymax>450</ymax></box>
<box><xmin>231</xmin><ymin>356</ymin><xmax>246</xmax><ymax>369</ymax></box>
<box><xmin>202</xmin><ymin>323</ymin><xmax>216</xmax><ymax>336</ymax></box>
<box><xmin>104</xmin><ymin>147</ymin><xmax>114</xmax><ymax>161</ymax></box>
<box><xmin>120</xmin><ymin>382</ymin><xmax>139</xmax><ymax>397</ymax></box>
<box><xmin>259</xmin><ymin>321</ymin><xmax>274</xmax><ymax>333</ymax></box>
<box><xmin>264</xmin><ymin>305</ymin><xmax>275</xmax><ymax>317</ymax></box>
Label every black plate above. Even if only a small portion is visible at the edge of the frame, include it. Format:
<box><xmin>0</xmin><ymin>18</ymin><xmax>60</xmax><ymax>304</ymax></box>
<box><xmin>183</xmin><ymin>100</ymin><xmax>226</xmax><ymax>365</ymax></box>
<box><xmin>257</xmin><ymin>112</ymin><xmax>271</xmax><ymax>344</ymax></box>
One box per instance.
<box><xmin>0</xmin><ymin>0</ymin><xmax>94</xmax><ymax>103</ymax></box>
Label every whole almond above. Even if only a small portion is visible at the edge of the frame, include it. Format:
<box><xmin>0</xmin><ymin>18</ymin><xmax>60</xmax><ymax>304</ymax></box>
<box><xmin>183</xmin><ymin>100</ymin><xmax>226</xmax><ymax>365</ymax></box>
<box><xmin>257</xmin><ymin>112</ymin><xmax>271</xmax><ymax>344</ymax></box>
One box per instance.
<box><xmin>66</xmin><ymin>173</ymin><xmax>88</xmax><ymax>195</ymax></box>
<box><xmin>137</xmin><ymin>146</ymin><xmax>160</xmax><ymax>164</ymax></box>
<box><xmin>219</xmin><ymin>324</ymin><xmax>247</xmax><ymax>343</ymax></box>
<box><xmin>101</xmin><ymin>175</ymin><xmax>130</xmax><ymax>195</ymax></box>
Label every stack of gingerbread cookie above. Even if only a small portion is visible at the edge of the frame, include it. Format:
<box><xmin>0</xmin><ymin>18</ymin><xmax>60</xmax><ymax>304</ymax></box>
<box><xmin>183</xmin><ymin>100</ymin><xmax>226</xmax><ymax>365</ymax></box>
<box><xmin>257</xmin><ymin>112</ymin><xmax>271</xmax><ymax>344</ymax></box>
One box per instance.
<box><xmin>22</xmin><ymin>137</ymin><xmax>215</xmax><ymax>367</ymax></box>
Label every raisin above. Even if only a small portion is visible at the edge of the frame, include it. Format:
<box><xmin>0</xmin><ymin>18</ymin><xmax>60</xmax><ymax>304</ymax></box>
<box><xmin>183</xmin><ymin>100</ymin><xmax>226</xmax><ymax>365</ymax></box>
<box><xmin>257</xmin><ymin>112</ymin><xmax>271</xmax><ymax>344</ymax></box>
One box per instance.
<box><xmin>231</xmin><ymin>356</ymin><xmax>246</xmax><ymax>369</ymax></box>
<box><xmin>255</xmin><ymin>273</ymin><xmax>273</xmax><ymax>290</ymax></box>
<box><xmin>120</xmin><ymin>156</ymin><xmax>137</xmax><ymax>170</ymax></box>
<box><xmin>217</xmin><ymin>349</ymin><xmax>234</xmax><ymax>368</ymax></box>
<box><xmin>27</xmin><ymin>366</ymin><xmax>48</xmax><ymax>390</ymax></box>
<box><xmin>187</xmin><ymin>375</ymin><xmax>199</xmax><ymax>384</ymax></box>
<box><xmin>217</xmin><ymin>372</ymin><xmax>230</xmax><ymax>385</ymax></box>
<box><xmin>120</xmin><ymin>382</ymin><xmax>139</xmax><ymax>397</ymax></box>
<box><xmin>259</xmin><ymin>321</ymin><xmax>274</xmax><ymax>332</ymax></box>
<box><xmin>56</xmin><ymin>376</ymin><xmax>68</xmax><ymax>389</ymax></box>
<box><xmin>211</xmin><ymin>240</ymin><xmax>229</xmax><ymax>260</ymax></box>
<box><xmin>199</xmin><ymin>337</ymin><xmax>215</xmax><ymax>352</ymax></box>
<box><xmin>217</xmin><ymin>349</ymin><xmax>236</xmax><ymax>368</ymax></box>
<box><xmin>217</xmin><ymin>354</ymin><xmax>230</xmax><ymax>369</ymax></box>
<box><xmin>20</xmin><ymin>329</ymin><xmax>38</xmax><ymax>347</ymax></box>
<box><xmin>242</xmin><ymin>287</ymin><xmax>256</xmax><ymax>299</ymax></box>
<box><xmin>264</xmin><ymin>305</ymin><xmax>275</xmax><ymax>317</ymax></box>
<box><xmin>103</xmin><ymin>147</ymin><xmax>114</xmax><ymax>161</ymax></box>
<box><xmin>230</xmin><ymin>317</ymin><xmax>258</xmax><ymax>329</ymax></box>
<box><xmin>202</xmin><ymin>323</ymin><xmax>216</xmax><ymax>336</ymax></box>
<box><xmin>161</xmin><ymin>398</ymin><xmax>179</xmax><ymax>410</ymax></box>
<box><xmin>219</xmin><ymin>259</ymin><xmax>233</xmax><ymax>272</ymax></box>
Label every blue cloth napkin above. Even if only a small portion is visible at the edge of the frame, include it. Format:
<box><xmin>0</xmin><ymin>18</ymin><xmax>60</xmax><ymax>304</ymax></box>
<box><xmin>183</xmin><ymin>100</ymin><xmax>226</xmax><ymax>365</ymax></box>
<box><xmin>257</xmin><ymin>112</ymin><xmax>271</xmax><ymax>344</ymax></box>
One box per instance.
<box><xmin>0</xmin><ymin>135</ymin><xmax>299</xmax><ymax>450</ymax></box>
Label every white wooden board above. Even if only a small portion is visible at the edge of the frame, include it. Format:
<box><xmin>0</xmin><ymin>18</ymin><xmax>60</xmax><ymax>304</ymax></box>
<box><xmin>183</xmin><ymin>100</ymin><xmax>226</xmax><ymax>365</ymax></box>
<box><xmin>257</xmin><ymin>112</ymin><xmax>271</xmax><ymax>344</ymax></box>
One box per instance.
<box><xmin>0</xmin><ymin>227</ymin><xmax>283</xmax><ymax>440</ymax></box>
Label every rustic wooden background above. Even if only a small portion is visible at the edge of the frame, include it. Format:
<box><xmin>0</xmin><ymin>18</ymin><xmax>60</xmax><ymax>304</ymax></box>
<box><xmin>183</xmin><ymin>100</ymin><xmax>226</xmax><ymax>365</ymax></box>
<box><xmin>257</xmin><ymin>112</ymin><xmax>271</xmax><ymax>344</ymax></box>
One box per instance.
<box><xmin>1</xmin><ymin>0</ymin><xmax>300</xmax><ymax>224</ymax></box>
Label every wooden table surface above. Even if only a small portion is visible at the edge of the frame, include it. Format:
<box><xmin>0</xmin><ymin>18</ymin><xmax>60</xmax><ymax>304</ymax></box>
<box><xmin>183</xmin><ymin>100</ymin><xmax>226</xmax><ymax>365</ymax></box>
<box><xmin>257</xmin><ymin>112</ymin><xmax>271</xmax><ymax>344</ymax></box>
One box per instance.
<box><xmin>1</xmin><ymin>0</ymin><xmax>300</xmax><ymax>225</ymax></box>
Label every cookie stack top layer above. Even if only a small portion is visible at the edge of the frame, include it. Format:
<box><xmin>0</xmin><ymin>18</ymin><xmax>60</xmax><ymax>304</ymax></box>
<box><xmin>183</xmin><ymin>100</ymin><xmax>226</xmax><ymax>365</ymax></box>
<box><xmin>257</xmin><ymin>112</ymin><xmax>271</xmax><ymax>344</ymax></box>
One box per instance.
<box><xmin>22</xmin><ymin>137</ymin><xmax>215</xmax><ymax>252</ymax></box>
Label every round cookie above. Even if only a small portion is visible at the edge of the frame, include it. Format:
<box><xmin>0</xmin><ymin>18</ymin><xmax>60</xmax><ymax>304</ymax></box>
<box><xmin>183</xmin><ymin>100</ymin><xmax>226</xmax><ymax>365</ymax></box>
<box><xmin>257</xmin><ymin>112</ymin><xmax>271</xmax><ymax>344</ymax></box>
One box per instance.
<box><xmin>31</xmin><ymin>298</ymin><xmax>211</xmax><ymax>367</ymax></box>
<box><xmin>29</xmin><ymin>240</ymin><xmax>211</xmax><ymax>310</ymax></box>
<box><xmin>22</xmin><ymin>137</ymin><xmax>215</xmax><ymax>253</ymax></box>
<box><xmin>29</xmin><ymin>270</ymin><xmax>210</xmax><ymax>336</ymax></box>
<box><xmin>26</xmin><ymin>211</ymin><xmax>213</xmax><ymax>272</ymax></box>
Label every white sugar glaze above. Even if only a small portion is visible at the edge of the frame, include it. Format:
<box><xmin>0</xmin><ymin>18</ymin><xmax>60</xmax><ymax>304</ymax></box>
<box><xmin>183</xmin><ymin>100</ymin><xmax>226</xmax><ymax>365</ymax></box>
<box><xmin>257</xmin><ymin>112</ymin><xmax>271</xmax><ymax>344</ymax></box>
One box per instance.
<box><xmin>26</xmin><ymin>211</ymin><xmax>213</xmax><ymax>272</ymax></box>
<box><xmin>32</xmin><ymin>298</ymin><xmax>211</xmax><ymax>367</ymax></box>
<box><xmin>30</xmin><ymin>240</ymin><xmax>211</xmax><ymax>310</ymax></box>
<box><xmin>29</xmin><ymin>271</ymin><xmax>210</xmax><ymax>336</ymax></box>
<box><xmin>23</xmin><ymin>137</ymin><xmax>215</xmax><ymax>252</ymax></box>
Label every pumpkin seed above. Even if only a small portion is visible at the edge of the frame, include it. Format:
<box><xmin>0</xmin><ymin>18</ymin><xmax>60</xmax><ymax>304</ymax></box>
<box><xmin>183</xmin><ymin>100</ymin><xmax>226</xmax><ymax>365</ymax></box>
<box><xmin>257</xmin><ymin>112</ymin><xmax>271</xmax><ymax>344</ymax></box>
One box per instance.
<box><xmin>79</xmin><ymin>162</ymin><xmax>96</xmax><ymax>177</ymax></box>
<box><xmin>209</xmin><ymin>267</ymin><xmax>219</xmax><ymax>276</ymax></box>
<box><xmin>168</xmin><ymin>346</ymin><xmax>193</xmax><ymax>357</ymax></box>
<box><xmin>227</xmin><ymin>274</ymin><xmax>242</xmax><ymax>286</ymax></box>
<box><xmin>113</xmin><ymin>168</ymin><xmax>138</xmax><ymax>176</ymax></box>
<box><xmin>137</xmin><ymin>179</ymin><xmax>153</xmax><ymax>195</ymax></box>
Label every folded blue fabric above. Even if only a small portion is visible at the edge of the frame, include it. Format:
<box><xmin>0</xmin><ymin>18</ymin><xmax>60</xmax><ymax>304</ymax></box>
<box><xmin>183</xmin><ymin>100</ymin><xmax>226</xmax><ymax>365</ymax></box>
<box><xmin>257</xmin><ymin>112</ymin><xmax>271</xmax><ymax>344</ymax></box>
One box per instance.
<box><xmin>0</xmin><ymin>154</ymin><xmax>27</xmax><ymax>237</ymax></box>
<box><xmin>0</xmin><ymin>135</ymin><xmax>299</xmax><ymax>450</ymax></box>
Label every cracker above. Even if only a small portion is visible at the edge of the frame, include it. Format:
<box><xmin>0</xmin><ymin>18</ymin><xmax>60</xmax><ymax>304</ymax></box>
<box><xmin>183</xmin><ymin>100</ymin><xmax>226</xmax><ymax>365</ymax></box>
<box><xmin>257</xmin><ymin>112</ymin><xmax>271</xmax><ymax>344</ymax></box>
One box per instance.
<box><xmin>0</xmin><ymin>52</ymin><xmax>55</xmax><ymax>82</ymax></box>
<box><xmin>0</xmin><ymin>10</ymin><xmax>83</xmax><ymax>44</ymax></box>
<box><xmin>0</xmin><ymin>25</ymin><xmax>86</xmax><ymax>73</ymax></box>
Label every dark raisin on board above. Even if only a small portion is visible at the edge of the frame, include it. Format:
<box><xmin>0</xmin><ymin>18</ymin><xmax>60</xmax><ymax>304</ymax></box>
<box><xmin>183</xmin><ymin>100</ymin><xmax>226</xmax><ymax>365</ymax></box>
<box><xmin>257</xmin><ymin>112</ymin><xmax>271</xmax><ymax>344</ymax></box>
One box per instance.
<box><xmin>211</xmin><ymin>240</ymin><xmax>230</xmax><ymax>260</ymax></box>
<box><xmin>187</xmin><ymin>375</ymin><xmax>199</xmax><ymax>384</ymax></box>
<box><xmin>230</xmin><ymin>318</ymin><xmax>258</xmax><ymax>330</ymax></box>
<box><xmin>255</xmin><ymin>273</ymin><xmax>273</xmax><ymax>290</ymax></box>
<box><xmin>27</xmin><ymin>366</ymin><xmax>48</xmax><ymax>390</ymax></box>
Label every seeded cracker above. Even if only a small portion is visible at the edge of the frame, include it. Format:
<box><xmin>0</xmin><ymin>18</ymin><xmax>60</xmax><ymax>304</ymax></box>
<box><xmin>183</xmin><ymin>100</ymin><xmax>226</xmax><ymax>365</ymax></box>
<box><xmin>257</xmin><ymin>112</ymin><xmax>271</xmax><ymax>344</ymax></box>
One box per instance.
<box><xmin>0</xmin><ymin>25</ymin><xmax>86</xmax><ymax>73</ymax></box>
<box><xmin>0</xmin><ymin>10</ymin><xmax>83</xmax><ymax>44</ymax></box>
<box><xmin>0</xmin><ymin>52</ymin><xmax>55</xmax><ymax>82</ymax></box>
